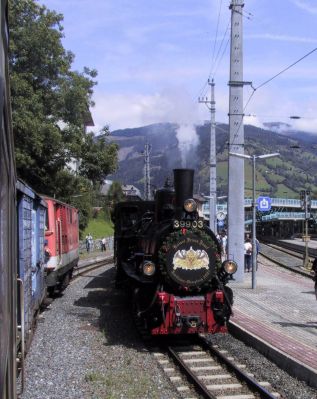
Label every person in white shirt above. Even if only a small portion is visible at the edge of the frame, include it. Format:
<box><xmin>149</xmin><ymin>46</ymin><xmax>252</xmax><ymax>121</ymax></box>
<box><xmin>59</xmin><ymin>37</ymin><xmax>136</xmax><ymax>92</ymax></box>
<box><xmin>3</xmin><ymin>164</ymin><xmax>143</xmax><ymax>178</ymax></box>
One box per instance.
<box><xmin>244</xmin><ymin>239</ymin><xmax>252</xmax><ymax>272</ymax></box>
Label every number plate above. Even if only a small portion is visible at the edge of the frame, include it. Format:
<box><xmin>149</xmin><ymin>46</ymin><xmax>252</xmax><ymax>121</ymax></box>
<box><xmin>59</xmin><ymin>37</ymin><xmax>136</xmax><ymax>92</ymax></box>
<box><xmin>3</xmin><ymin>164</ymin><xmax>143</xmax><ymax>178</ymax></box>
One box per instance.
<box><xmin>173</xmin><ymin>219</ymin><xmax>204</xmax><ymax>229</ymax></box>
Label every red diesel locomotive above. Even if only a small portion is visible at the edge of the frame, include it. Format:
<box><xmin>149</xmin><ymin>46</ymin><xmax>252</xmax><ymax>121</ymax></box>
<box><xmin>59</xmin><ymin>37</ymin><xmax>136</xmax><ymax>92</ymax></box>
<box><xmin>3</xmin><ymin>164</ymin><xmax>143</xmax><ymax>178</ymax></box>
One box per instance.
<box><xmin>43</xmin><ymin>197</ymin><xmax>79</xmax><ymax>292</ymax></box>
<box><xmin>112</xmin><ymin>169</ymin><xmax>237</xmax><ymax>336</ymax></box>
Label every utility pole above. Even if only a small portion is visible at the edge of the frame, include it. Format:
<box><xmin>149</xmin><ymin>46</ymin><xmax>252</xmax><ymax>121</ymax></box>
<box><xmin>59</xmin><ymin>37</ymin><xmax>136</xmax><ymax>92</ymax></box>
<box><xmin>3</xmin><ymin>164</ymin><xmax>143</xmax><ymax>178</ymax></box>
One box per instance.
<box><xmin>227</xmin><ymin>0</ymin><xmax>247</xmax><ymax>281</ymax></box>
<box><xmin>144</xmin><ymin>142</ymin><xmax>152</xmax><ymax>200</ymax></box>
<box><xmin>199</xmin><ymin>79</ymin><xmax>217</xmax><ymax>232</ymax></box>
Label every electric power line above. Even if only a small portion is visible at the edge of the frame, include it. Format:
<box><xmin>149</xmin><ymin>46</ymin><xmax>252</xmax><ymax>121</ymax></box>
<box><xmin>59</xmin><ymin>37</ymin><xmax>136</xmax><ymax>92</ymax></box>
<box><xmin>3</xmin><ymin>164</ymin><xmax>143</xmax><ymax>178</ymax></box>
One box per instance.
<box><xmin>255</xmin><ymin>47</ymin><xmax>317</xmax><ymax>91</ymax></box>
<box><xmin>211</xmin><ymin>0</ymin><xmax>223</xmax><ymax>67</ymax></box>
<box><xmin>228</xmin><ymin>46</ymin><xmax>317</xmax><ymax>148</ymax></box>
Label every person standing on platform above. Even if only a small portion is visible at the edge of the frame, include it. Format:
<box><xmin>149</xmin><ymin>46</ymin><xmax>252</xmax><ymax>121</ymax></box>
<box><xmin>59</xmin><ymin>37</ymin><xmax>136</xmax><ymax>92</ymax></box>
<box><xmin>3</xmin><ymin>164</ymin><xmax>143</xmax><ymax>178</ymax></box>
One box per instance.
<box><xmin>244</xmin><ymin>238</ymin><xmax>252</xmax><ymax>272</ymax></box>
<box><xmin>220</xmin><ymin>231</ymin><xmax>227</xmax><ymax>261</ymax></box>
<box><xmin>101</xmin><ymin>237</ymin><xmax>106</xmax><ymax>252</ymax></box>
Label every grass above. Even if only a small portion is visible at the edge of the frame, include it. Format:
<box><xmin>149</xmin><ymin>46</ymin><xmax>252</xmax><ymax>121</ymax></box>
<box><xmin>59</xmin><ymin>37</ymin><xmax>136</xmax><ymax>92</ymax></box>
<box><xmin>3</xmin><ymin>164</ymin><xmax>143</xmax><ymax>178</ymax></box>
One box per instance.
<box><xmin>82</xmin><ymin>210</ymin><xmax>114</xmax><ymax>239</ymax></box>
<box><xmin>85</xmin><ymin>370</ymin><xmax>160</xmax><ymax>399</ymax></box>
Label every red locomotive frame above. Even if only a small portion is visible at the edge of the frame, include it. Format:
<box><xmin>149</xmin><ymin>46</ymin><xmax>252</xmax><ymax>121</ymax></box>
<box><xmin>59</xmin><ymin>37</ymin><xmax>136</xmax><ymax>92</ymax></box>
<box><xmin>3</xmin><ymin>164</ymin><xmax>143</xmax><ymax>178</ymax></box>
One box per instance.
<box><xmin>43</xmin><ymin>197</ymin><xmax>79</xmax><ymax>289</ymax></box>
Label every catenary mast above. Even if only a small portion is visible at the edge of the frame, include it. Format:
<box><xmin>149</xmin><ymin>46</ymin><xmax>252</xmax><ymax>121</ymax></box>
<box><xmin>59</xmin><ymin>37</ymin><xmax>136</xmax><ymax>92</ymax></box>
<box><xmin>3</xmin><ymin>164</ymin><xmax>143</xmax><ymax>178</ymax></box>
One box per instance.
<box><xmin>144</xmin><ymin>142</ymin><xmax>151</xmax><ymax>200</ymax></box>
<box><xmin>227</xmin><ymin>0</ymin><xmax>245</xmax><ymax>281</ymax></box>
<box><xmin>199</xmin><ymin>79</ymin><xmax>217</xmax><ymax>232</ymax></box>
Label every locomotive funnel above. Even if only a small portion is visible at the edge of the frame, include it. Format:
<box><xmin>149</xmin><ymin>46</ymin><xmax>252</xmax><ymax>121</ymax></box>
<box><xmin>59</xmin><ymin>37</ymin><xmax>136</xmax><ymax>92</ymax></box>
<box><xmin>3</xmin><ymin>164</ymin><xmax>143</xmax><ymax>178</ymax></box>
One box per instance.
<box><xmin>173</xmin><ymin>169</ymin><xmax>194</xmax><ymax>218</ymax></box>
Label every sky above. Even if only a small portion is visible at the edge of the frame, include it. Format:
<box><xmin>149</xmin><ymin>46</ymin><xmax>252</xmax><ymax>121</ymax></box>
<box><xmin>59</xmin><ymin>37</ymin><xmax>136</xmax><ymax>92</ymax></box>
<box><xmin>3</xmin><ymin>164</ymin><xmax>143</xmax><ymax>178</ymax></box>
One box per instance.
<box><xmin>41</xmin><ymin>0</ymin><xmax>317</xmax><ymax>135</ymax></box>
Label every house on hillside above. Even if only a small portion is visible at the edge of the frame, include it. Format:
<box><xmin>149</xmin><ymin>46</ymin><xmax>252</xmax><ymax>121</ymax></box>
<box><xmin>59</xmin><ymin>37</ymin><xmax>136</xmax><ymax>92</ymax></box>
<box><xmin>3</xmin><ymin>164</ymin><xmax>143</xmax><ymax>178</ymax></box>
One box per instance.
<box><xmin>122</xmin><ymin>185</ymin><xmax>142</xmax><ymax>201</ymax></box>
<box><xmin>68</xmin><ymin>108</ymin><xmax>95</xmax><ymax>174</ymax></box>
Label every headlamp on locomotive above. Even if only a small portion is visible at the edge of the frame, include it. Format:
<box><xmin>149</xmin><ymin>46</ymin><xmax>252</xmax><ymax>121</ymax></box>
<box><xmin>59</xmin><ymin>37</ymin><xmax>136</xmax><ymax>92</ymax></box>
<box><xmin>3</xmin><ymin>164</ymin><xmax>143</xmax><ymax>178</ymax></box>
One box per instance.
<box><xmin>112</xmin><ymin>168</ymin><xmax>236</xmax><ymax>335</ymax></box>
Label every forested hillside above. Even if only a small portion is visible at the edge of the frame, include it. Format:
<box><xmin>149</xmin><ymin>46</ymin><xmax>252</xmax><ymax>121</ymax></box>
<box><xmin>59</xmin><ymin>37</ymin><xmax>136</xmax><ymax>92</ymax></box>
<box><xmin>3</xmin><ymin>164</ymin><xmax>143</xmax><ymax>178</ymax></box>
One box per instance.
<box><xmin>106</xmin><ymin>122</ymin><xmax>317</xmax><ymax>199</ymax></box>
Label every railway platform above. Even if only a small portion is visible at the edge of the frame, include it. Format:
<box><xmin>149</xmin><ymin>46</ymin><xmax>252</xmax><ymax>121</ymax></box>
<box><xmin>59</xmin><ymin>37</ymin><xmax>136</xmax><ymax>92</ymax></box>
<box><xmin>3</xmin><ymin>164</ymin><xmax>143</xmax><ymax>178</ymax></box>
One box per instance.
<box><xmin>228</xmin><ymin>255</ymin><xmax>317</xmax><ymax>388</ymax></box>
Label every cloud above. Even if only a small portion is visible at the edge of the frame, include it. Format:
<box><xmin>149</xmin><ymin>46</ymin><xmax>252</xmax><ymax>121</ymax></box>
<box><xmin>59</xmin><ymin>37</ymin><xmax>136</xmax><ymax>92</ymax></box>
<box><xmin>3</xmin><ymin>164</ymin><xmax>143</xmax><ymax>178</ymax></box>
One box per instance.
<box><xmin>91</xmin><ymin>86</ymin><xmax>212</xmax><ymax>131</ymax></box>
<box><xmin>292</xmin><ymin>0</ymin><xmax>317</xmax><ymax>14</ymax></box>
<box><xmin>241</xmin><ymin>86</ymin><xmax>317</xmax><ymax>135</ymax></box>
<box><xmin>292</xmin><ymin>117</ymin><xmax>317</xmax><ymax>133</ymax></box>
<box><xmin>246</xmin><ymin>33</ymin><xmax>317</xmax><ymax>44</ymax></box>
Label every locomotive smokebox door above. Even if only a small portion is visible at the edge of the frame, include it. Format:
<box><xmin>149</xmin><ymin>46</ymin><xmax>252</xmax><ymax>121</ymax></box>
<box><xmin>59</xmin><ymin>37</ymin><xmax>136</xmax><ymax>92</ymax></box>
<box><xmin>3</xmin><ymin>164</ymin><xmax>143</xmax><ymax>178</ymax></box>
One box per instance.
<box><xmin>165</xmin><ymin>233</ymin><xmax>217</xmax><ymax>288</ymax></box>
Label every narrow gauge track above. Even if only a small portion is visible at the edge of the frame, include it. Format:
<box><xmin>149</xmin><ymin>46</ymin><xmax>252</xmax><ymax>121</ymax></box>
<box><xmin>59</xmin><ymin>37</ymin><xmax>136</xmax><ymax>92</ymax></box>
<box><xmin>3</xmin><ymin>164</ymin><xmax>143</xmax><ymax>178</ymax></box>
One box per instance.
<box><xmin>259</xmin><ymin>243</ymin><xmax>314</xmax><ymax>279</ymax></box>
<box><xmin>260</xmin><ymin>237</ymin><xmax>317</xmax><ymax>258</ymax></box>
<box><xmin>151</xmin><ymin>335</ymin><xmax>282</xmax><ymax>399</ymax></box>
<box><xmin>71</xmin><ymin>256</ymin><xmax>113</xmax><ymax>281</ymax></box>
<box><xmin>261</xmin><ymin>242</ymin><xmax>306</xmax><ymax>260</ymax></box>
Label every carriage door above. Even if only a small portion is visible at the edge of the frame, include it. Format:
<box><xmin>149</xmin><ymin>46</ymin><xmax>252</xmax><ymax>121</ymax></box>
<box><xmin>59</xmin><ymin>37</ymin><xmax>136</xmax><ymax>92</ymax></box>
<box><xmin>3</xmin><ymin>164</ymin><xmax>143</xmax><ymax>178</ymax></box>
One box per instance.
<box><xmin>31</xmin><ymin>209</ymin><xmax>37</xmax><ymax>296</ymax></box>
<box><xmin>56</xmin><ymin>206</ymin><xmax>62</xmax><ymax>264</ymax></box>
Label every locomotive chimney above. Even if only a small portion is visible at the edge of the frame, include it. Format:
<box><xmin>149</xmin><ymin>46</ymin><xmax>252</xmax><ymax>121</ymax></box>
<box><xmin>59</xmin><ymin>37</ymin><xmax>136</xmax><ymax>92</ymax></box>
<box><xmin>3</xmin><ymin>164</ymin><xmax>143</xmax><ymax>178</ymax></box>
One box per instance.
<box><xmin>173</xmin><ymin>169</ymin><xmax>194</xmax><ymax>219</ymax></box>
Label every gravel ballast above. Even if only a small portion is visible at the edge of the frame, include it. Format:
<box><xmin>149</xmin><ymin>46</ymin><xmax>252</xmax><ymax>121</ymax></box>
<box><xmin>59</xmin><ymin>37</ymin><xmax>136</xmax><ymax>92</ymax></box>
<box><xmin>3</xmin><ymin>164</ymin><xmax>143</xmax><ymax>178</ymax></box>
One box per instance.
<box><xmin>207</xmin><ymin>334</ymin><xmax>317</xmax><ymax>399</ymax></box>
<box><xmin>21</xmin><ymin>259</ymin><xmax>317</xmax><ymax>399</ymax></box>
<box><xmin>21</xmin><ymin>262</ymin><xmax>180</xmax><ymax>399</ymax></box>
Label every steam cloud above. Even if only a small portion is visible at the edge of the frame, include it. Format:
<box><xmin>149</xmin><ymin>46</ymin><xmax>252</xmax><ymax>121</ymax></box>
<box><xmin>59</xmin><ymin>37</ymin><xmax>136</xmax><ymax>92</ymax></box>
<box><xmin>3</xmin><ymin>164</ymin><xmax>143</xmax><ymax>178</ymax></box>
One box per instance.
<box><xmin>176</xmin><ymin>124</ymin><xmax>199</xmax><ymax>167</ymax></box>
<box><xmin>139</xmin><ymin>86</ymin><xmax>201</xmax><ymax>167</ymax></box>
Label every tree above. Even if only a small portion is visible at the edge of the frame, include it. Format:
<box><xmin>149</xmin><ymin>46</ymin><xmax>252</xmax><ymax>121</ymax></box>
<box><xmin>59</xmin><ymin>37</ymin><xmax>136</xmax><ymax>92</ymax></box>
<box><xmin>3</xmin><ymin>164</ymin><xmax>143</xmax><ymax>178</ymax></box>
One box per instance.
<box><xmin>9</xmin><ymin>0</ymin><xmax>118</xmax><ymax>196</ymax></box>
<box><xmin>79</xmin><ymin>127</ymin><xmax>118</xmax><ymax>185</ymax></box>
<box><xmin>107</xmin><ymin>181</ymin><xmax>125</xmax><ymax>204</ymax></box>
<box><xmin>103</xmin><ymin>181</ymin><xmax>125</xmax><ymax>220</ymax></box>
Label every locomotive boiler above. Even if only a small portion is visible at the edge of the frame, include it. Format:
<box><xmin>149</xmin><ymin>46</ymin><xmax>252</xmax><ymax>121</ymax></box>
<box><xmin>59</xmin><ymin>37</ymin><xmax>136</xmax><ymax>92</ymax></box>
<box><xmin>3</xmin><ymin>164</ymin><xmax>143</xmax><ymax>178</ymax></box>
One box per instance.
<box><xmin>112</xmin><ymin>169</ymin><xmax>237</xmax><ymax>335</ymax></box>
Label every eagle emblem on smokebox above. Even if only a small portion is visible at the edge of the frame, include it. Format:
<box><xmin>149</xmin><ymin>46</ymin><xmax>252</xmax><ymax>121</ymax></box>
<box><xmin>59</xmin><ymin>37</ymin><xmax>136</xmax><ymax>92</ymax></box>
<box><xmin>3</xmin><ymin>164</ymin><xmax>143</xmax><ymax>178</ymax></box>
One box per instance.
<box><xmin>173</xmin><ymin>247</ymin><xmax>209</xmax><ymax>270</ymax></box>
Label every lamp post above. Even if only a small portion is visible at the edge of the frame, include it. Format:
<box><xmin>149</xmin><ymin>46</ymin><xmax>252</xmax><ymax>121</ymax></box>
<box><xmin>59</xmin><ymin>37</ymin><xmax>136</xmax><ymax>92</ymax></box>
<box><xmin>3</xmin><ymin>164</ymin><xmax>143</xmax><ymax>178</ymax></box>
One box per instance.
<box><xmin>229</xmin><ymin>152</ymin><xmax>280</xmax><ymax>289</ymax></box>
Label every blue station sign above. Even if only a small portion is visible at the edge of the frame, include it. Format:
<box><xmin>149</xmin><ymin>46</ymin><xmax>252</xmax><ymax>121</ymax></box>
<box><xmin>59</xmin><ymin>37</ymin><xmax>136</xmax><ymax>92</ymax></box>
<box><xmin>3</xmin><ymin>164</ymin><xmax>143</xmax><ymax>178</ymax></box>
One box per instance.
<box><xmin>257</xmin><ymin>196</ymin><xmax>272</xmax><ymax>211</ymax></box>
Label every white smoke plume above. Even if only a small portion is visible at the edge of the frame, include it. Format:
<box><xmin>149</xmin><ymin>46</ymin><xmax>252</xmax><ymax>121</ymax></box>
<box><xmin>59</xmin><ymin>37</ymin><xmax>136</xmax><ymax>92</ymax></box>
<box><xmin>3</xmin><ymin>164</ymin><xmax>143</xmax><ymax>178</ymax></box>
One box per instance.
<box><xmin>138</xmin><ymin>86</ymin><xmax>201</xmax><ymax>167</ymax></box>
<box><xmin>176</xmin><ymin>124</ymin><xmax>199</xmax><ymax>167</ymax></box>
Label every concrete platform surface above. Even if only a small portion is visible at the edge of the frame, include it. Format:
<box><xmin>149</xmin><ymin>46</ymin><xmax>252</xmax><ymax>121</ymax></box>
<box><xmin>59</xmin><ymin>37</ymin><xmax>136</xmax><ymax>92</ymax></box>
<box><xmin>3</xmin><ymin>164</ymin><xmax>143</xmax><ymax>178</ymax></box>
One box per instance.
<box><xmin>229</xmin><ymin>255</ymin><xmax>317</xmax><ymax>387</ymax></box>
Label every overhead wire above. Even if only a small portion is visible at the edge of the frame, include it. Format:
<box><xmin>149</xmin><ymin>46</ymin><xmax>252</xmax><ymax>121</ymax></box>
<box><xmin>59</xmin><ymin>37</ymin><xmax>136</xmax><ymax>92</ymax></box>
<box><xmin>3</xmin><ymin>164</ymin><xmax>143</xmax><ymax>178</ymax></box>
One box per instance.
<box><xmin>211</xmin><ymin>35</ymin><xmax>230</xmax><ymax>80</ymax></box>
<box><xmin>198</xmin><ymin>2</ymin><xmax>251</xmax><ymax>103</ymax></box>
<box><xmin>228</xmin><ymin>46</ymin><xmax>317</xmax><ymax>149</ymax></box>
<box><xmin>254</xmin><ymin>47</ymin><xmax>317</xmax><ymax>91</ymax></box>
<box><xmin>196</xmin><ymin>0</ymin><xmax>227</xmax><ymax>100</ymax></box>
<box><xmin>211</xmin><ymin>0</ymin><xmax>223</xmax><ymax>67</ymax></box>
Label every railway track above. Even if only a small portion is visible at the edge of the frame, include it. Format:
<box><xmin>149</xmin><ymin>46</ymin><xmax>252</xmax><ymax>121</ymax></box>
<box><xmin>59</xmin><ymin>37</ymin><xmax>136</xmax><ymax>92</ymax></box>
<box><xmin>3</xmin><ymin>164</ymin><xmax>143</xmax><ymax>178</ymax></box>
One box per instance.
<box><xmin>151</xmin><ymin>335</ymin><xmax>282</xmax><ymax>399</ymax></box>
<box><xmin>260</xmin><ymin>238</ymin><xmax>317</xmax><ymax>258</ymax></box>
<box><xmin>259</xmin><ymin>242</ymin><xmax>314</xmax><ymax>279</ymax></box>
<box><xmin>72</xmin><ymin>255</ymin><xmax>113</xmax><ymax>281</ymax></box>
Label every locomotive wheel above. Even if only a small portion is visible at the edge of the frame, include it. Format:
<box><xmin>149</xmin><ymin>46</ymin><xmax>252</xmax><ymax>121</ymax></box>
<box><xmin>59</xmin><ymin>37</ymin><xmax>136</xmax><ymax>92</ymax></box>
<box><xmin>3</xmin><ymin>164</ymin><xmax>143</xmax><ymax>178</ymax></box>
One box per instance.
<box><xmin>114</xmin><ymin>257</ymin><xmax>126</xmax><ymax>288</ymax></box>
<box><xmin>60</xmin><ymin>271</ymin><xmax>71</xmax><ymax>291</ymax></box>
<box><xmin>132</xmin><ymin>289</ymin><xmax>152</xmax><ymax>341</ymax></box>
<box><xmin>47</xmin><ymin>286</ymin><xmax>56</xmax><ymax>296</ymax></box>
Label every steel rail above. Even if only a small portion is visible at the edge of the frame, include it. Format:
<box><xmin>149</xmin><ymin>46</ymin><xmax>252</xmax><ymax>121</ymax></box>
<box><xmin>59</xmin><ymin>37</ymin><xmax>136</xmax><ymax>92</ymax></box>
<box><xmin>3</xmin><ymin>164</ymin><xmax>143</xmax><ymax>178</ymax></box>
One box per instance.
<box><xmin>262</xmin><ymin>243</ymin><xmax>306</xmax><ymax>260</ymax></box>
<box><xmin>260</xmin><ymin>238</ymin><xmax>317</xmax><ymax>258</ymax></box>
<box><xmin>167</xmin><ymin>346</ymin><xmax>217</xmax><ymax>399</ymax></box>
<box><xmin>198</xmin><ymin>336</ymin><xmax>280</xmax><ymax>399</ymax></box>
<box><xmin>72</xmin><ymin>256</ymin><xmax>113</xmax><ymax>279</ymax></box>
<box><xmin>259</xmin><ymin>248</ymin><xmax>313</xmax><ymax>279</ymax></box>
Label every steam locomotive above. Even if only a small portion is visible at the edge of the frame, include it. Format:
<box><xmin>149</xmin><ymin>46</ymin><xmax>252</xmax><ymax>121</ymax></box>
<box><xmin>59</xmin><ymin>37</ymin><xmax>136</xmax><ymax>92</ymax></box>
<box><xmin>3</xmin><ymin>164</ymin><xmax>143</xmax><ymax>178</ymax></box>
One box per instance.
<box><xmin>112</xmin><ymin>169</ymin><xmax>237</xmax><ymax>336</ymax></box>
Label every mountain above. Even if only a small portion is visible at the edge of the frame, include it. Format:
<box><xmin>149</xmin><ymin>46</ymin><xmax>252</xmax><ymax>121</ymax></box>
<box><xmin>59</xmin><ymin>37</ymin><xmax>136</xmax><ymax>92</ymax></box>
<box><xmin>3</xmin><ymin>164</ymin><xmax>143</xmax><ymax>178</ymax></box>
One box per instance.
<box><xmin>104</xmin><ymin>122</ymin><xmax>317</xmax><ymax>199</ymax></box>
<box><xmin>263</xmin><ymin>122</ymin><xmax>317</xmax><ymax>145</ymax></box>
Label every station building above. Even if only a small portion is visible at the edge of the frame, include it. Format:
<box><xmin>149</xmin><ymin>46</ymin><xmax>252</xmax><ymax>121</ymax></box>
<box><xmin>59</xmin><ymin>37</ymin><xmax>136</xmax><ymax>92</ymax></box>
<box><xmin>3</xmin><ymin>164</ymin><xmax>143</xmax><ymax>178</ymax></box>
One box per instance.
<box><xmin>202</xmin><ymin>197</ymin><xmax>317</xmax><ymax>239</ymax></box>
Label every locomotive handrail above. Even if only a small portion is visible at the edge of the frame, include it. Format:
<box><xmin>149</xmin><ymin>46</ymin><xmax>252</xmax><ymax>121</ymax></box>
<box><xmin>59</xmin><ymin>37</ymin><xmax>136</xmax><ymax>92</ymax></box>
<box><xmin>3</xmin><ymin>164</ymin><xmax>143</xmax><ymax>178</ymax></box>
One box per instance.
<box><xmin>17</xmin><ymin>278</ymin><xmax>25</xmax><ymax>395</ymax></box>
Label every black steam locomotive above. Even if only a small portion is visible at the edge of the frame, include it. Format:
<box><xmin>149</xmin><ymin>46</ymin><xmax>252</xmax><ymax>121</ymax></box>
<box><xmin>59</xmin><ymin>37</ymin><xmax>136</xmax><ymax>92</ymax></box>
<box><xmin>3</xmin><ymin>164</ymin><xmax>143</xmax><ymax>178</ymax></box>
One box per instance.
<box><xmin>112</xmin><ymin>169</ymin><xmax>237</xmax><ymax>335</ymax></box>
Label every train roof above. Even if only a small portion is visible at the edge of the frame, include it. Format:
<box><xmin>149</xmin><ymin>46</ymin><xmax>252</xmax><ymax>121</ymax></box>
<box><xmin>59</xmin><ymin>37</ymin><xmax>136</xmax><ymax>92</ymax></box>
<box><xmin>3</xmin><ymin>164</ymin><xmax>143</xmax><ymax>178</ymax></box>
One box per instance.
<box><xmin>41</xmin><ymin>194</ymin><xmax>78</xmax><ymax>211</ymax></box>
<box><xmin>17</xmin><ymin>179</ymin><xmax>47</xmax><ymax>207</ymax></box>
